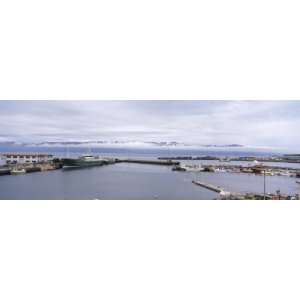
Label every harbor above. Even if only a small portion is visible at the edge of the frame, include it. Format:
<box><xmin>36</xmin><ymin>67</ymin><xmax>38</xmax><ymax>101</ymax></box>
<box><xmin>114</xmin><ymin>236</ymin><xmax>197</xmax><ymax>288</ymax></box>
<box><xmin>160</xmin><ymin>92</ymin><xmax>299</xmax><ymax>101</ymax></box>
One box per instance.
<box><xmin>1</xmin><ymin>150</ymin><xmax>300</xmax><ymax>200</ymax></box>
<box><xmin>2</xmin><ymin>153</ymin><xmax>300</xmax><ymax>178</ymax></box>
<box><xmin>192</xmin><ymin>180</ymin><xmax>300</xmax><ymax>200</ymax></box>
<box><xmin>158</xmin><ymin>154</ymin><xmax>300</xmax><ymax>164</ymax></box>
<box><xmin>172</xmin><ymin>161</ymin><xmax>300</xmax><ymax>177</ymax></box>
<box><xmin>0</xmin><ymin>154</ymin><xmax>180</xmax><ymax>177</ymax></box>
<box><xmin>115</xmin><ymin>158</ymin><xmax>179</xmax><ymax>166</ymax></box>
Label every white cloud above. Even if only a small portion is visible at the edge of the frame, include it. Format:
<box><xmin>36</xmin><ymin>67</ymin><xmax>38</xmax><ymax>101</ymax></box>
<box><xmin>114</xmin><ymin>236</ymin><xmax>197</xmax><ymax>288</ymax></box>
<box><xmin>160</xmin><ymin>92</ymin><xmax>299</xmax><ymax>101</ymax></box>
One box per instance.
<box><xmin>0</xmin><ymin>100</ymin><xmax>299</xmax><ymax>149</ymax></box>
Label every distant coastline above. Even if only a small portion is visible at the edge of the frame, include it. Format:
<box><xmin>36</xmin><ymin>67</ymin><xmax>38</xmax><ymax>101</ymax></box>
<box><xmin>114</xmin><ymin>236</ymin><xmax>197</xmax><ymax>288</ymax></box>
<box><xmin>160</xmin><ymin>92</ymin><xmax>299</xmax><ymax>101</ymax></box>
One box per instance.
<box><xmin>0</xmin><ymin>140</ymin><xmax>245</xmax><ymax>148</ymax></box>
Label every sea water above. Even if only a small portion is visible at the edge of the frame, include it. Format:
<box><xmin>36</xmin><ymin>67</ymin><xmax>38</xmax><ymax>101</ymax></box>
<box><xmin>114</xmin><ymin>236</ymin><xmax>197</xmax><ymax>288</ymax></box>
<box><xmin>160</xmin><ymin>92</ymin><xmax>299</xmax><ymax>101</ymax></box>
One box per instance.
<box><xmin>0</xmin><ymin>146</ymin><xmax>299</xmax><ymax>200</ymax></box>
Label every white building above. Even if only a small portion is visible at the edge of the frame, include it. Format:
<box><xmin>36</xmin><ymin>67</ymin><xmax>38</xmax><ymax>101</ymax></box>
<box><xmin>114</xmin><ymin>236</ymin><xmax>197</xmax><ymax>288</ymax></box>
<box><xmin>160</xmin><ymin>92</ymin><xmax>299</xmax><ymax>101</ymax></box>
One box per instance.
<box><xmin>1</xmin><ymin>153</ymin><xmax>53</xmax><ymax>164</ymax></box>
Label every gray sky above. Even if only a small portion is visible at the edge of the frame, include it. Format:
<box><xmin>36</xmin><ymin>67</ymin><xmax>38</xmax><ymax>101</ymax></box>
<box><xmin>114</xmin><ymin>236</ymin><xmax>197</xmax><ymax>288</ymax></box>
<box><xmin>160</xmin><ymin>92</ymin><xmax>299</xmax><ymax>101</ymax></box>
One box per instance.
<box><xmin>0</xmin><ymin>100</ymin><xmax>299</xmax><ymax>149</ymax></box>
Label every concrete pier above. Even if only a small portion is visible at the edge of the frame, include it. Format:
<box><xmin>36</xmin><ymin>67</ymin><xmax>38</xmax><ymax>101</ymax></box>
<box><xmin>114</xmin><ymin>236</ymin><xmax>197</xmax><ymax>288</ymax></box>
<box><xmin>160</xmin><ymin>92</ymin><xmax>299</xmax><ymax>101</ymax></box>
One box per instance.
<box><xmin>192</xmin><ymin>180</ymin><xmax>225</xmax><ymax>193</ymax></box>
<box><xmin>116</xmin><ymin>159</ymin><xmax>179</xmax><ymax>166</ymax></box>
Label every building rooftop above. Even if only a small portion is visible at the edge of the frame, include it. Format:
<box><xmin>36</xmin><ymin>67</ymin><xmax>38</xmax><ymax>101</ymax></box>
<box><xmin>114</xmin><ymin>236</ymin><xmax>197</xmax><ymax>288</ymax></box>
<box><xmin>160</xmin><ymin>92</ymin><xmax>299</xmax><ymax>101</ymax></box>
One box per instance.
<box><xmin>1</xmin><ymin>153</ymin><xmax>53</xmax><ymax>157</ymax></box>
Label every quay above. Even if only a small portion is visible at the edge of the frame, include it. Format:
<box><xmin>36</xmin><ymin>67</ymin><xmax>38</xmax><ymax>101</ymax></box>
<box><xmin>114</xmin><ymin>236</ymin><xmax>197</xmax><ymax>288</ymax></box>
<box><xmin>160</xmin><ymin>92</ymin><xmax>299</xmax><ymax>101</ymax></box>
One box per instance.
<box><xmin>0</xmin><ymin>160</ymin><xmax>62</xmax><ymax>176</ymax></box>
<box><xmin>0</xmin><ymin>156</ymin><xmax>179</xmax><ymax>177</ymax></box>
<box><xmin>192</xmin><ymin>180</ymin><xmax>226</xmax><ymax>193</ymax></box>
<box><xmin>192</xmin><ymin>180</ymin><xmax>300</xmax><ymax>200</ymax></box>
<box><xmin>207</xmin><ymin>163</ymin><xmax>300</xmax><ymax>172</ymax></box>
<box><xmin>199</xmin><ymin>163</ymin><xmax>300</xmax><ymax>177</ymax></box>
<box><xmin>158</xmin><ymin>155</ymin><xmax>300</xmax><ymax>164</ymax></box>
<box><xmin>116</xmin><ymin>158</ymin><xmax>179</xmax><ymax>166</ymax></box>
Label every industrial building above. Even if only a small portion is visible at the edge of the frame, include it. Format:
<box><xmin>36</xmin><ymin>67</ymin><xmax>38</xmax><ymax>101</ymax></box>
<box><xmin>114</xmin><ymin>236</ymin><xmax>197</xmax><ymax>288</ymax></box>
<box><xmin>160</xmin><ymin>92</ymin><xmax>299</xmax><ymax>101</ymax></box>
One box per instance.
<box><xmin>0</xmin><ymin>153</ymin><xmax>53</xmax><ymax>164</ymax></box>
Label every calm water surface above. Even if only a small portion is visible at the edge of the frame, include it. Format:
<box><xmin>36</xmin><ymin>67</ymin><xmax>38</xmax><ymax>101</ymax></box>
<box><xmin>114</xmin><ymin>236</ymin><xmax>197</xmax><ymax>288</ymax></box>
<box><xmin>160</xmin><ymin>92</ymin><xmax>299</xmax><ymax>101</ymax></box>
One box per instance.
<box><xmin>1</xmin><ymin>146</ymin><xmax>300</xmax><ymax>199</ymax></box>
<box><xmin>0</xmin><ymin>163</ymin><xmax>300</xmax><ymax>200</ymax></box>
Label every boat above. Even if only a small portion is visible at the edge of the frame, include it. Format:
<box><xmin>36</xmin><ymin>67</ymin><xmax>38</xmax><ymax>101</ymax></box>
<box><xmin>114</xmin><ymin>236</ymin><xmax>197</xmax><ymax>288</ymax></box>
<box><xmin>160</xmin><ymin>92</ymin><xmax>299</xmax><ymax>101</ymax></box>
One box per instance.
<box><xmin>296</xmin><ymin>181</ymin><xmax>300</xmax><ymax>184</ymax></box>
<box><xmin>172</xmin><ymin>165</ymin><xmax>186</xmax><ymax>171</ymax></box>
<box><xmin>241</xmin><ymin>168</ymin><xmax>253</xmax><ymax>174</ymax></box>
<box><xmin>219</xmin><ymin>157</ymin><xmax>231</xmax><ymax>162</ymax></box>
<box><xmin>278</xmin><ymin>171</ymin><xmax>291</xmax><ymax>177</ymax></box>
<box><xmin>215</xmin><ymin>167</ymin><xmax>227</xmax><ymax>173</ymax></box>
<box><xmin>62</xmin><ymin>155</ymin><xmax>112</xmax><ymax>168</ymax></box>
<box><xmin>264</xmin><ymin>171</ymin><xmax>274</xmax><ymax>176</ymax></box>
<box><xmin>180</xmin><ymin>163</ymin><xmax>204</xmax><ymax>172</ymax></box>
<box><xmin>26</xmin><ymin>166</ymin><xmax>41</xmax><ymax>173</ymax></box>
<box><xmin>172</xmin><ymin>163</ymin><xmax>204</xmax><ymax>172</ymax></box>
<box><xmin>10</xmin><ymin>168</ymin><xmax>26</xmax><ymax>175</ymax></box>
<box><xmin>0</xmin><ymin>168</ymin><xmax>11</xmax><ymax>176</ymax></box>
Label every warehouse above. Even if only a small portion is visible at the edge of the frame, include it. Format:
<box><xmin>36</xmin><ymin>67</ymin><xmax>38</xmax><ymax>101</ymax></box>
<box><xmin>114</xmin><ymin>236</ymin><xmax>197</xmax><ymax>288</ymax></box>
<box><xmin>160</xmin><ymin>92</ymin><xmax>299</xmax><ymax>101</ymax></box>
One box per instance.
<box><xmin>1</xmin><ymin>153</ymin><xmax>53</xmax><ymax>164</ymax></box>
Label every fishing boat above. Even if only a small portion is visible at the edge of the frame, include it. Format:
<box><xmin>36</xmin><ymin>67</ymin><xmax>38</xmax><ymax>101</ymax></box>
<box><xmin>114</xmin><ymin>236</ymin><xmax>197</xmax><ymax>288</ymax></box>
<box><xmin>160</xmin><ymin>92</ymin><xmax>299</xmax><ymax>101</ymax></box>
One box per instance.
<box><xmin>10</xmin><ymin>168</ymin><xmax>26</xmax><ymax>175</ymax></box>
<box><xmin>172</xmin><ymin>165</ymin><xmax>186</xmax><ymax>171</ymax></box>
<box><xmin>278</xmin><ymin>171</ymin><xmax>291</xmax><ymax>177</ymax></box>
<box><xmin>172</xmin><ymin>163</ymin><xmax>204</xmax><ymax>172</ymax></box>
<box><xmin>180</xmin><ymin>163</ymin><xmax>204</xmax><ymax>172</ymax></box>
<box><xmin>62</xmin><ymin>155</ymin><xmax>113</xmax><ymax>168</ymax></box>
<box><xmin>0</xmin><ymin>168</ymin><xmax>10</xmax><ymax>176</ymax></box>
<box><xmin>264</xmin><ymin>171</ymin><xmax>274</xmax><ymax>176</ymax></box>
<box><xmin>215</xmin><ymin>167</ymin><xmax>227</xmax><ymax>173</ymax></box>
<box><xmin>219</xmin><ymin>157</ymin><xmax>231</xmax><ymax>162</ymax></box>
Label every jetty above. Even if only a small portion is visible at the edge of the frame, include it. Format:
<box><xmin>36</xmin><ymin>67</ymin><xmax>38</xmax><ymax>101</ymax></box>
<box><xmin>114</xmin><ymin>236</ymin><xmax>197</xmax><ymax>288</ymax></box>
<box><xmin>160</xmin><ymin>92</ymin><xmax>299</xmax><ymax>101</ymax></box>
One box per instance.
<box><xmin>192</xmin><ymin>180</ymin><xmax>300</xmax><ymax>200</ymax></box>
<box><xmin>192</xmin><ymin>180</ymin><xmax>226</xmax><ymax>193</ymax></box>
<box><xmin>0</xmin><ymin>156</ymin><xmax>179</xmax><ymax>177</ymax></box>
<box><xmin>116</xmin><ymin>158</ymin><xmax>179</xmax><ymax>166</ymax></box>
<box><xmin>158</xmin><ymin>155</ymin><xmax>300</xmax><ymax>164</ymax></box>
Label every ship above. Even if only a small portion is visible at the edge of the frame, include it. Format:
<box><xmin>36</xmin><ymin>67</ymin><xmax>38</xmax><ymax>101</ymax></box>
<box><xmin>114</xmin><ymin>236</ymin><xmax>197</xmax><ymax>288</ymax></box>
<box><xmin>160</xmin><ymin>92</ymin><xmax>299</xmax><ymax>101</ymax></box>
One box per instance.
<box><xmin>62</xmin><ymin>155</ymin><xmax>114</xmax><ymax>169</ymax></box>
<box><xmin>0</xmin><ymin>168</ymin><xmax>11</xmax><ymax>176</ymax></box>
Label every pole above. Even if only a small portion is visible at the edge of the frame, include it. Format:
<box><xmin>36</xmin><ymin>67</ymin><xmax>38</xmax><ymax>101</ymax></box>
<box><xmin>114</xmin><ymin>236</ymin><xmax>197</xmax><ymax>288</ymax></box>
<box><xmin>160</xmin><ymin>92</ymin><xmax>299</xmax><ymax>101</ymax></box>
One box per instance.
<box><xmin>263</xmin><ymin>169</ymin><xmax>266</xmax><ymax>200</ymax></box>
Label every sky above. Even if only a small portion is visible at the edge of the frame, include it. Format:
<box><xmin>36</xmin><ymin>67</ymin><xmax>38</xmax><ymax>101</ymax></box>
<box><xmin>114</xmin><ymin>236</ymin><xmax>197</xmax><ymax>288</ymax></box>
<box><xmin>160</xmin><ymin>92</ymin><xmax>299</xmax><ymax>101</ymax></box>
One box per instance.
<box><xmin>0</xmin><ymin>100</ymin><xmax>299</xmax><ymax>149</ymax></box>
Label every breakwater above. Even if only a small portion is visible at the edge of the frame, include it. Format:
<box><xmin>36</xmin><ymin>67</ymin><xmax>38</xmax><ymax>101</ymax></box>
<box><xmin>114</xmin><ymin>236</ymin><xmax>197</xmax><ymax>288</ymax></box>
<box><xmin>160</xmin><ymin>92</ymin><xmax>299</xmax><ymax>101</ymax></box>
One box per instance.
<box><xmin>116</xmin><ymin>158</ymin><xmax>179</xmax><ymax>166</ymax></box>
<box><xmin>158</xmin><ymin>155</ymin><xmax>300</xmax><ymax>164</ymax></box>
<box><xmin>192</xmin><ymin>180</ymin><xmax>300</xmax><ymax>200</ymax></box>
<box><xmin>0</xmin><ymin>157</ymin><xmax>179</xmax><ymax>177</ymax></box>
<box><xmin>192</xmin><ymin>180</ymin><xmax>225</xmax><ymax>193</ymax></box>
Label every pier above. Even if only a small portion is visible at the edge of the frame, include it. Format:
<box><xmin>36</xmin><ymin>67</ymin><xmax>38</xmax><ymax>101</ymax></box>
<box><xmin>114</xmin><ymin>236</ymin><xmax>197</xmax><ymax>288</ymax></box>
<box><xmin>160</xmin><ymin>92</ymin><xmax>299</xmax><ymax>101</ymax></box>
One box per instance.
<box><xmin>158</xmin><ymin>155</ymin><xmax>300</xmax><ymax>164</ymax></box>
<box><xmin>192</xmin><ymin>180</ymin><xmax>226</xmax><ymax>193</ymax></box>
<box><xmin>116</xmin><ymin>158</ymin><xmax>179</xmax><ymax>166</ymax></box>
<box><xmin>192</xmin><ymin>180</ymin><xmax>299</xmax><ymax>200</ymax></box>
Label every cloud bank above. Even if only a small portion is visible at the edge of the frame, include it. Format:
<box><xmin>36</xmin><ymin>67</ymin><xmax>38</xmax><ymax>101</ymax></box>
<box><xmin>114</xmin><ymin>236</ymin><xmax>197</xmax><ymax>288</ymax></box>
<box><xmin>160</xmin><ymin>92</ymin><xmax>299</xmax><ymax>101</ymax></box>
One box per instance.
<box><xmin>0</xmin><ymin>100</ymin><xmax>299</xmax><ymax>149</ymax></box>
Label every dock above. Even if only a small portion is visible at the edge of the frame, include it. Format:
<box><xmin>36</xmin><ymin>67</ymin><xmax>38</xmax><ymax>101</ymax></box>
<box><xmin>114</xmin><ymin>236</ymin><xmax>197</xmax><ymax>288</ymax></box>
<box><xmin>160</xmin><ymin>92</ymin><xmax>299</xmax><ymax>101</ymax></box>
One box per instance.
<box><xmin>158</xmin><ymin>155</ymin><xmax>300</xmax><ymax>164</ymax></box>
<box><xmin>0</xmin><ymin>161</ymin><xmax>62</xmax><ymax>176</ymax></box>
<box><xmin>192</xmin><ymin>180</ymin><xmax>226</xmax><ymax>193</ymax></box>
<box><xmin>116</xmin><ymin>159</ymin><xmax>179</xmax><ymax>166</ymax></box>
